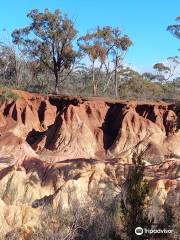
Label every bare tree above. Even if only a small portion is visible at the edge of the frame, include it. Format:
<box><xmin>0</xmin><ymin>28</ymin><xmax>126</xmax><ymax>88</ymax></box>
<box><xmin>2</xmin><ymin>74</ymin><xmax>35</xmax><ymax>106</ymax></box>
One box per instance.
<box><xmin>0</xmin><ymin>41</ymin><xmax>27</xmax><ymax>85</ymax></box>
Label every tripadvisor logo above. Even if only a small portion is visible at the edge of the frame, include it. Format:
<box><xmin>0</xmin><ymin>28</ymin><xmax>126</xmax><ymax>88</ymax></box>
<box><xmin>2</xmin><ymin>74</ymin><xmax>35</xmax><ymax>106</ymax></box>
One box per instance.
<box><xmin>135</xmin><ymin>226</ymin><xmax>174</xmax><ymax>236</ymax></box>
<box><xmin>135</xmin><ymin>227</ymin><xmax>143</xmax><ymax>235</ymax></box>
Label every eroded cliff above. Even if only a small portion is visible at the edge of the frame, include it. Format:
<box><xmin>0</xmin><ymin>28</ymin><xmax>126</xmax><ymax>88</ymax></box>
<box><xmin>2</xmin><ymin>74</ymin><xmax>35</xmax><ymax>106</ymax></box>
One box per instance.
<box><xmin>0</xmin><ymin>90</ymin><xmax>179</xmax><ymax>239</ymax></box>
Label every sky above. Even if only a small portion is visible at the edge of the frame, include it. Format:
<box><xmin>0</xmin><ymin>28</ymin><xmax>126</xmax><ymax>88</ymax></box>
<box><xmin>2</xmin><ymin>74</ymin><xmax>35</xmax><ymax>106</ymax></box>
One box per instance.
<box><xmin>0</xmin><ymin>0</ymin><xmax>179</xmax><ymax>73</ymax></box>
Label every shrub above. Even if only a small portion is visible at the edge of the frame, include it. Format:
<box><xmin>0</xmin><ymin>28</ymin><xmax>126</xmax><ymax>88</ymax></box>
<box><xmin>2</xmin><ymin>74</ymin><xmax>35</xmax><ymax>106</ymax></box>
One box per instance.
<box><xmin>120</xmin><ymin>151</ymin><xmax>153</xmax><ymax>240</ymax></box>
<box><xmin>0</xmin><ymin>89</ymin><xmax>19</xmax><ymax>102</ymax></box>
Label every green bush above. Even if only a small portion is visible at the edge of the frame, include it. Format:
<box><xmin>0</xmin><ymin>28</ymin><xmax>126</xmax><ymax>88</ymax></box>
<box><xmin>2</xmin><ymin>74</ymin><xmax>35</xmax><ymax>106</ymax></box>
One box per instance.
<box><xmin>0</xmin><ymin>89</ymin><xmax>19</xmax><ymax>102</ymax></box>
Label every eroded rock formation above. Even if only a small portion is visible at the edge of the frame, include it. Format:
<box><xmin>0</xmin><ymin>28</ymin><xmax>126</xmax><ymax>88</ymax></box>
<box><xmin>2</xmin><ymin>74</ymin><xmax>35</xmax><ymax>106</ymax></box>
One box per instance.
<box><xmin>0</xmin><ymin>90</ymin><xmax>179</xmax><ymax>239</ymax></box>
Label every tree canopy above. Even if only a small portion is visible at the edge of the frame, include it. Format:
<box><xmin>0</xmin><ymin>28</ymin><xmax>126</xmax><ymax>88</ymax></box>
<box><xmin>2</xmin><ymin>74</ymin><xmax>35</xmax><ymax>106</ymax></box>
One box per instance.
<box><xmin>78</xmin><ymin>26</ymin><xmax>132</xmax><ymax>96</ymax></box>
<box><xmin>12</xmin><ymin>8</ymin><xmax>79</xmax><ymax>93</ymax></box>
<box><xmin>167</xmin><ymin>16</ymin><xmax>180</xmax><ymax>39</ymax></box>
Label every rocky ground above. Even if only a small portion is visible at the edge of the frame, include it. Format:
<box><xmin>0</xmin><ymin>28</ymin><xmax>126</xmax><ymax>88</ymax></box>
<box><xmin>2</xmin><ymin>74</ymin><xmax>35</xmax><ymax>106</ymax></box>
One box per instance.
<box><xmin>0</xmin><ymin>90</ymin><xmax>179</xmax><ymax>239</ymax></box>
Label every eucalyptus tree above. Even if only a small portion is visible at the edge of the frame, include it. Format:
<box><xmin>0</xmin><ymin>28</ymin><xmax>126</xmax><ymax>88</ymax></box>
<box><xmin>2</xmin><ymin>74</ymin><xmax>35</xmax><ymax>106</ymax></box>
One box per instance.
<box><xmin>0</xmin><ymin>41</ymin><xmax>26</xmax><ymax>84</ymax></box>
<box><xmin>153</xmin><ymin>57</ymin><xmax>180</xmax><ymax>83</ymax></box>
<box><xmin>78</xmin><ymin>27</ymin><xmax>107</xmax><ymax>95</ymax></box>
<box><xmin>78</xmin><ymin>26</ymin><xmax>132</xmax><ymax>97</ymax></box>
<box><xmin>12</xmin><ymin>9</ymin><xmax>79</xmax><ymax>93</ymax></box>
<box><xmin>100</xmin><ymin>27</ymin><xmax>132</xmax><ymax>97</ymax></box>
<box><xmin>167</xmin><ymin>16</ymin><xmax>180</xmax><ymax>40</ymax></box>
<box><xmin>153</xmin><ymin>63</ymin><xmax>171</xmax><ymax>83</ymax></box>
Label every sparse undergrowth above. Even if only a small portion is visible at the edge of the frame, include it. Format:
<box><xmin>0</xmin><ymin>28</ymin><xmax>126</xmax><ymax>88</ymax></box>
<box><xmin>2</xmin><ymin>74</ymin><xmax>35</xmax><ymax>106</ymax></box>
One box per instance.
<box><xmin>0</xmin><ymin>88</ymin><xmax>19</xmax><ymax>102</ymax></box>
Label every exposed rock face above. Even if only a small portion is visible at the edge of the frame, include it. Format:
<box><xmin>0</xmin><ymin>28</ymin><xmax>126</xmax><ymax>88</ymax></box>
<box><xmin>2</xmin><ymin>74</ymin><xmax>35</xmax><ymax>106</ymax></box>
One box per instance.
<box><xmin>0</xmin><ymin>92</ymin><xmax>178</xmax><ymax>161</ymax></box>
<box><xmin>0</xmin><ymin>93</ymin><xmax>56</xmax><ymax>138</ymax></box>
<box><xmin>0</xmin><ymin>90</ymin><xmax>179</xmax><ymax>239</ymax></box>
<box><xmin>108</xmin><ymin>103</ymin><xmax>166</xmax><ymax>158</ymax></box>
<box><xmin>0</xmin><ymin>132</ymin><xmax>38</xmax><ymax>169</ymax></box>
<box><xmin>0</xmin><ymin>158</ymin><xmax>179</xmax><ymax>239</ymax></box>
<box><xmin>32</xmin><ymin>101</ymin><xmax>109</xmax><ymax>160</ymax></box>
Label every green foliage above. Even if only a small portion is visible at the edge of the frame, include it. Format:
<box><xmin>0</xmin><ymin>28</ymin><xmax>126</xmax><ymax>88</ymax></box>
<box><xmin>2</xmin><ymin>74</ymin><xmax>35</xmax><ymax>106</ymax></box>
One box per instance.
<box><xmin>167</xmin><ymin>16</ymin><xmax>180</xmax><ymax>39</ymax></box>
<box><xmin>142</xmin><ymin>72</ymin><xmax>156</xmax><ymax>81</ymax></box>
<box><xmin>12</xmin><ymin>9</ymin><xmax>79</xmax><ymax>92</ymax></box>
<box><xmin>0</xmin><ymin>9</ymin><xmax>179</xmax><ymax>100</ymax></box>
<box><xmin>155</xmin><ymin>204</ymin><xmax>178</xmax><ymax>239</ymax></box>
<box><xmin>153</xmin><ymin>63</ymin><xmax>170</xmax><ymax>73</ymax></box>
<box><xmin>0</xmin><ymin>88</ymin><xmax>19</xmax><ymax>102</ymax></box>
<box><xmin>78</xmin><ymin>28</ymin><xmax>107</xmax><ymax>62</ymax></box>
<box><xmin>118</xmin><ymin>73</ymin><xmax>164</xmax><ymax>99</ymax></box>
<box><xmin>120</xmin><ymin>151</ymin><xmax>153</xmax><ymax>240</ymax></box>
<box><xmin>153</xmin><ymin>62</ymin><xmax>171</xmax><ymax>84</ymax></box>
<box><xmin>78</xmin><ymin>26</ymin><xmax>132</xmax><ymax>96</ymax></box>
<box><xmin>78</xmin><ymin>26</ymin><xmax>132</xmax><ymax>62</ymax></box>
